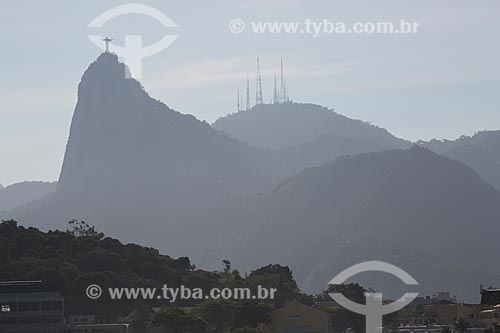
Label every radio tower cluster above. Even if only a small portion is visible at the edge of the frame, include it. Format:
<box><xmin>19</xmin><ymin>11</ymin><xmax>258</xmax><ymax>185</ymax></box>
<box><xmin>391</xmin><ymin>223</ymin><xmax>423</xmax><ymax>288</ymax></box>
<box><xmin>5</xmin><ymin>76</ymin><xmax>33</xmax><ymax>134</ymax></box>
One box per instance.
<box><xmin>237</xmin><ymin>57</ymin><xmax>291</xmax><ymax>112</ymax></box>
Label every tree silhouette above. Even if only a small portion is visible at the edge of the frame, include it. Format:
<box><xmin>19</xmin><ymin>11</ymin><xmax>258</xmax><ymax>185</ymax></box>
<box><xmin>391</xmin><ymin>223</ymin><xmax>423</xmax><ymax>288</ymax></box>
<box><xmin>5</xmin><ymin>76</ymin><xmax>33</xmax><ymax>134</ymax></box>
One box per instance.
<box><xmin>67</xmin><ymin>220</ymin><xmax>104</xmax><ymax>239</ymax></box>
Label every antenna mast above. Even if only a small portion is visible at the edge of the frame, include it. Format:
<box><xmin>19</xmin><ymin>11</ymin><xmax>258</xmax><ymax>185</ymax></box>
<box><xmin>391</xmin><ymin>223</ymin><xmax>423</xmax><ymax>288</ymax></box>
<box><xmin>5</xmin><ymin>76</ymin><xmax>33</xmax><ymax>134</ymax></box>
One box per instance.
<box><xmin>280</xmin><ymin>58</ymin><xmax>285</xmax><ymax>103</ymax></box>
<box><xmin>273</xmin><ymin>75</ymin><xmax>278</xmax><ymax>104</ymax></box>
<box><xmin>255</xmin><ymin>57</ymin><xmax>263</xmax><ymax>105</ymax></box>
<box><xmin>237</xmin><ymin>87</ymin><xmax>240</xmax><ymax>112</ymax></box>
<box><xmin>246</xmin><ymin>76</ymin><xmax>251</xmax><ymax>110</ymax></box>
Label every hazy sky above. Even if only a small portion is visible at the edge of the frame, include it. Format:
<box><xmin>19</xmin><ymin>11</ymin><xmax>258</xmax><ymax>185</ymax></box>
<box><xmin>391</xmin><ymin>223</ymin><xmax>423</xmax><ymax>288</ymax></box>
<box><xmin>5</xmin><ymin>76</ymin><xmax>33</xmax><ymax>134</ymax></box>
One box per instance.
<box><xmin>1</xmin><ymin>0</ymin><xmax>500</xmax><ymax>185</ymax></box>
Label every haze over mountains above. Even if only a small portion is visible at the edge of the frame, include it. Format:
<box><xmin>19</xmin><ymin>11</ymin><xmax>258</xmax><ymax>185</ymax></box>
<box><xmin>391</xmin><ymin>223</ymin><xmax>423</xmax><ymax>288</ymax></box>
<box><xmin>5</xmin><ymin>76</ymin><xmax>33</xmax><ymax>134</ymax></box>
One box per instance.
<box><xmin>420</xmin><ymin>131</ymin><xmax>500</xmax><ymax>191</ymax></box>
<box><xmin>11</xmin><ymin>53</ymin><xmax>282</xmax><ymax>249</ymax></box>
<box><xmin>213</xmin><ymin>103</ymin><xmax>409</xmax><ymax>151</ymax></box>
<box><xmin>213</xmin><ymin>103</ymin><xmax>412</xmax><ymax>175</ymax></box>
<box><xmin>213</xmin><ymin>103</ymin><xmax>500</xmax><ymax>189</ymax></box>
<box><xmin>57</xmin><ymin>53</ymin><xmax>276</xmax><ymax>204</ymax></box>
<box><xmin>211</xmin><ymin>147</ymin><xmax>500</xmax><ymax>299</ymax></box>
<box><xmin>0</xmin><ymin>181</ymin><xmax>56</xmax><ymax>212</ymax></box>
<box><xmin>2</xmin><ymin>53</ymin><xmax>500</xmax><ymax>301</ymax></box>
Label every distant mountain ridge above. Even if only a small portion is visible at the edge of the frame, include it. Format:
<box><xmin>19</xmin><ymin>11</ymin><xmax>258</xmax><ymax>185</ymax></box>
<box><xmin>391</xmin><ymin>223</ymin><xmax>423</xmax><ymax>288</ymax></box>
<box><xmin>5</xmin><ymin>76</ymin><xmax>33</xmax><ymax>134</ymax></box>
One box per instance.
<box><xmin>213</xmin><ymin>102</ymin><xmax>410</xmax><ymax>150</ymax></box>
<box><xmin>210</xmin><ymin>147</ymin><xmax>500</xmax><ymax>301</ymax></box>
<box><xmin>420</xmin><ymin>131</ymin><xmax>500</xmax><ymax>191</ymax></box>
<box><xmin>213</xmin><ymin>103</ymin><xmax>411</xmax><ymax>175</ymax></box>
<box><xmin>213</xmin><ymin>105</ymin><xmax>500</xmax><ymax>193</ymax></box>
<box><xmin>0</xmin><ymin>181</ymin><xmax>57</xmax><ymax>212</ymax></box>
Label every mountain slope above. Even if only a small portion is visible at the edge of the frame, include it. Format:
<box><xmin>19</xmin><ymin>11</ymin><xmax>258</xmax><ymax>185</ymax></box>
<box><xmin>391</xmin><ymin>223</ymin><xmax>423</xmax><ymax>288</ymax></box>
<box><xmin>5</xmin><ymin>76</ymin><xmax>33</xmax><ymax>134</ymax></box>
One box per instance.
<box><xmin>420</xmin><ymin>131</ymin><xmax>500</xmax><ymax>191</ymax></box>
<box><xmin>213</xmin><ymin>103</ymin><xmax>410</xmax><ymax>174</ymax></box>
<box><xmin>272</xmin><ymin>132</ymin><xmax>397</xmax><ymax>175</ymax></box>
<box><xmin>0</xmin><ymin>181</ymin><xmax>57</xmax><ymax>212</ymax></box>
<box><xmin>57</xmin><ymin>53</ymin><xmax>275</xmax><ymax>206</ymax></box>
<box><xmin>11</xmin><ymin>53</ymin><xmax>279</xmax><ymax>254</ymax></box>
<box><xmin>212</xmin><ymin>147</ymin><xmax>500</xmax><ymax>301</ymax></box>
<box><xmin>213</xmin><ymin>102</ymin><xmax>409</xmax><ymax>150</ymax></box>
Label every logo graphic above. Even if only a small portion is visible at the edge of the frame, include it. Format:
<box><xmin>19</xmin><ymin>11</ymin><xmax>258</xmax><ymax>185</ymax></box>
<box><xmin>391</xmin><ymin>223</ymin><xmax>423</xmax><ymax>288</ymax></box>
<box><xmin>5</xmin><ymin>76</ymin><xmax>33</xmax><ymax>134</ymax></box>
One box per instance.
<box><xmin>229</xmin><ymin>19</ymin><xmax>245</xmax><ymax>33</ymax></box>
<box><xmin>87</xmin><ymin>3</ymin><xmax>178</xmax><ymax>78</ymax></box>
<box><xmin>86</xmin><ymin>284</ymin><xmax>103</xmax><ymax>300</ymax></box>
<box><xmin>328</xmin><ymin>261</ymin><xmax>419</xmax><ymax>333</ymax></box>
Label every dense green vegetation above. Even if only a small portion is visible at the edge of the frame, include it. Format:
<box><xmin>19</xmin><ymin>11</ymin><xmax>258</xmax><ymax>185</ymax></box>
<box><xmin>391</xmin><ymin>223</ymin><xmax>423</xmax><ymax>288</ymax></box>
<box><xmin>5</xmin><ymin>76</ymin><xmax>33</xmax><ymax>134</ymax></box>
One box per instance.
<box><xmin>0</xmin><ymin>220</ymin><xmax>309</xmax><ymax>332</ymax></box>
<box><xmin>0</xmin><ymin>220</ymin><xmax>377</xmax><ymax>332</ymax></box>
<box><xmin>0</xmin><ymin>219</ymin><xmax>207</xmax><ymax>313</ymax></box>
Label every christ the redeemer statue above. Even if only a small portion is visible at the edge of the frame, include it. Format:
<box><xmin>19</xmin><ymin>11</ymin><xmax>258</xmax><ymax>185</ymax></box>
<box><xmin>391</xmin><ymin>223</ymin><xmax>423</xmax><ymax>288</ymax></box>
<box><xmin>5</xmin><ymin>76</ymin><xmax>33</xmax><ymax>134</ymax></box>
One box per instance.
<box><xmin>102</xmin><ymin>37</ymin><xmax>113</xmax><ymax>53</ymax></box>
